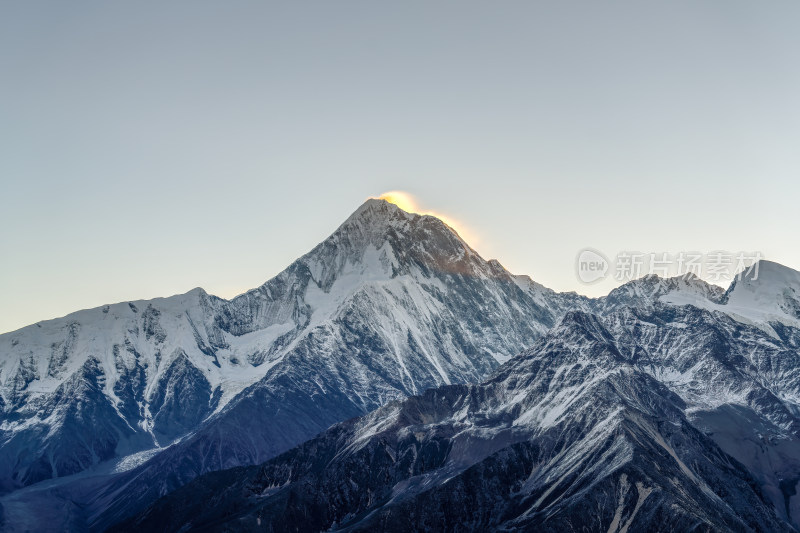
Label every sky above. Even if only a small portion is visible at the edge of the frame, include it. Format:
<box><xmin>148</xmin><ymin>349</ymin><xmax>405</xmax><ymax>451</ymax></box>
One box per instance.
<box><xmin>1</xmin><ymin>1</ymin><xmax>799</xmax><ymax>334</ymax></box>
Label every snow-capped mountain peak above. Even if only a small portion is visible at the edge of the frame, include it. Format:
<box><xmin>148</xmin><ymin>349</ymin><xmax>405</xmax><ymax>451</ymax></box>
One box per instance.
<box><xmin>0</xmin><ymin>199</ymin><xmax>580</xmax><ymax>494</ymax></box>
<box><xmin>724</xmin><ymin>260</ymin><xmax>800</xmax><ymax>322</ymax></box>
<box><xmin>4</xmin><ymin>200</ymin><xmax>800</xmax><ymax>532</ymax></box>
<box><xmin>602</xmin><ymin>272</ymin><xmax>726</xmax><ymax>313</ymax></box>
<box><xmin>653</xmin><ymin>260</ymin><xmax>800</xmax><ymax>333</ymax></box>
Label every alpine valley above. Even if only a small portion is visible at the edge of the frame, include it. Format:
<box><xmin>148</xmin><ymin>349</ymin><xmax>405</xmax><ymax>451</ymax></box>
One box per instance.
<box><xmin>1</xmin><ymin>199</ymin><xmax>799</xmax><ymax>532</ymax></box>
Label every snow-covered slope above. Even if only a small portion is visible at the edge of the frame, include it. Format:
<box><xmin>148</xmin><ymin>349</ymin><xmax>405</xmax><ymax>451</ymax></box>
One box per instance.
<box><xmin>723</xmin><ymin>260</ymin><xmax>800</xmax><ymax>325</ymax></box>
<box><xmin>0</xmin><ymin>289</ymin><xmax>232</xmax><ymax>490</ymax></box>
<box><xmin>661</xmin><ymin>260</ymin><xmax>800</xmax><ymax>333</ymax></box>
<box><xmin>0</xmin><ymin>199</ymin><xmax>583</xmax><ymax>495</ymax></box>
<box><xmin>601</xmin><ymin>272</ymin><xmax>727</xmax><ymax>312</ymax></box>
<box><xmin>109</xmin><ymin>287</ymin><xmax>800</xmax><ymax>532</ymax></box>
<box><xmin>4</xmin><ymin>197</ymin><xmax>800</xmax><ymax>532</ymax></box>
<box><xmin>79</xmin><ymin>199</ymin><xmax>598</xmax><ymax>531</ymax></box>
<box><xmin>113</xmin><ymin>310</ymin><xmax>794</xmax><ymax>532</ymax></box>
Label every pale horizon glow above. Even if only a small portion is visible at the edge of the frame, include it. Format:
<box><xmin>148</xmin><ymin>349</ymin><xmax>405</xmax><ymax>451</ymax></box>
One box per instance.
<box><xmin>1</xmin><ymin>2</ymin><xmax>799</xmax><ymax>334</ymax></box>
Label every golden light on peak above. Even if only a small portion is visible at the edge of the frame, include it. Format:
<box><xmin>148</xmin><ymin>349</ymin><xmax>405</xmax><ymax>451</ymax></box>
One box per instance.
<box><xmin>374</xmin><ymin>190</ymin><xmax>477</xmax><ymax>247</ymax></box>
<box><xmin>377</xmin><ymin>190</ymin><xmax>420</xmax><ymax>213</ymax></box>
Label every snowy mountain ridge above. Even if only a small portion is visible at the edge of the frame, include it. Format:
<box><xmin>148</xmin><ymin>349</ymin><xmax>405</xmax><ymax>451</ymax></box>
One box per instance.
<box><xmin>661</xmin><ymin>260</ymin><xmax>800</xmax><ymax>334</ymax></box>
<box><xmin>0</xmin><ymin>199</ymin><xmax>579</xmax><ymax>493</ymax></box>
<box><xmin>2</xmin><ymin>198</ymin><xmax>800</xmax><ymax>532</ymax></box>
<box><xmin>113</xmin><ymin>306</ymin><xmax>799</xmax><ymax>532</ymax></box>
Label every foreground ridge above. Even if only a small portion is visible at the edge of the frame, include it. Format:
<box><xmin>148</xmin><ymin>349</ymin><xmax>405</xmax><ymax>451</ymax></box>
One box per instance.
<box><xmin>113</xmin><ymin>309</ymin><xmax>797</xmax><ymax>532</ymax></box>
<box><xmin>2</xmin><ymin>200</ymin><xmax>800</xmax><ymax>532</ymax></box>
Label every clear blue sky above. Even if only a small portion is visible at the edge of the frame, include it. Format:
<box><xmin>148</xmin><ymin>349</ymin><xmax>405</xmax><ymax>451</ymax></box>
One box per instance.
<box><xmin>2</xmin><ymin>1</ymin><xmax>799</xmax><ymax>334</ymax></box>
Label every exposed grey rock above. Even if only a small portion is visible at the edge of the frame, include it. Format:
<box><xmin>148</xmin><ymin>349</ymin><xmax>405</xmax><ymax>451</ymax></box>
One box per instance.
<box><xmin>113</xmin><ymin>311</ymin><xmax>794</xmax><ymax>532</ymax></box>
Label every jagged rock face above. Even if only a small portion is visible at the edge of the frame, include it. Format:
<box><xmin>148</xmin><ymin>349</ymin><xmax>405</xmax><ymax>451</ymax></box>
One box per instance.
<box><xmin>0</xmin><ymin>199</ymin><xmax>585</xmax><ymax>496</ymax></box>
<box><xmin>147</xmin><ymin>352</ymin><xmax>217</xmax><ymax>444</ymax></box>
<box><xmin>3</xmin><ymin>198</ymin><xmax>800</xmax><ymax>533</ymax></box>
<box><xmin>600</xmin><ymin>304</ymin><xmax>800</xmax><ymax>528</ymax></box>
<box><xmin>0</xmin><ymin>358</ymin><xmax>144</xmax><ymax>491</ymax></box>
<box><xmin>0</xmin><ymin>289</ymin><xmax>228</xmax><ymax>491</ymax></box>
<box><xmin>84</xmin><ymin>201</ymin><xmax>595</xmax><ymax>531</ymax></box>
<box><xmin>112</xmin><ymin>312</ymin><xmax>794</xmax><ymax>533</ymax></box>
<box><xmin>599</xmin><ymin>272</ymin><xmax>727</xmax><ymax>313</ymax></box>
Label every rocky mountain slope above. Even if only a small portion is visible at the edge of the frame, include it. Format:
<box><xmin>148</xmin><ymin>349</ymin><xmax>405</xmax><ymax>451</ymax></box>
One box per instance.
<box><xmin>113</xmin><ymin>310</ymin><xmax>796</xmax><ymax>532</ymax></box>
<box><xmin>0</xmin><ymin>199</ymin><xmax>593</xmax><ymax>530</ymax></box>
<box><xmin>3</xmin><ymin>198</ymin><xmax>800</xmax><ymax>532</ymax></box>
<box><xmin>108</xmin><ymin>262</ymin><xmax>800</xmax><ymax>531</ymax></box>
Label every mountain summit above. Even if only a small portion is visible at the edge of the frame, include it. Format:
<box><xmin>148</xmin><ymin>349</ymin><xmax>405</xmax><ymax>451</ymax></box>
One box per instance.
<box><xmin>0</xmin><ymin>199</ymin><xmax>587</xmax><ymax>530</ymax></box>
<box><xmin>3</xmin><ymin>200</ymin><xmax>800</xmax><ymax>532</ymax></box>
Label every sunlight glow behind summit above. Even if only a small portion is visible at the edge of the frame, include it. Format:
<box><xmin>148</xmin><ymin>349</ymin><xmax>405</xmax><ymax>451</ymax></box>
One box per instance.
<box><xmin>375</xmin><ymin>191</ymin><xmax>478</xmax><ymax>247</ymax></box>
<box><xmin>376</xmin><ymin>191</ymin><xmax>419</xmax><ymax>214</ymax></box>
